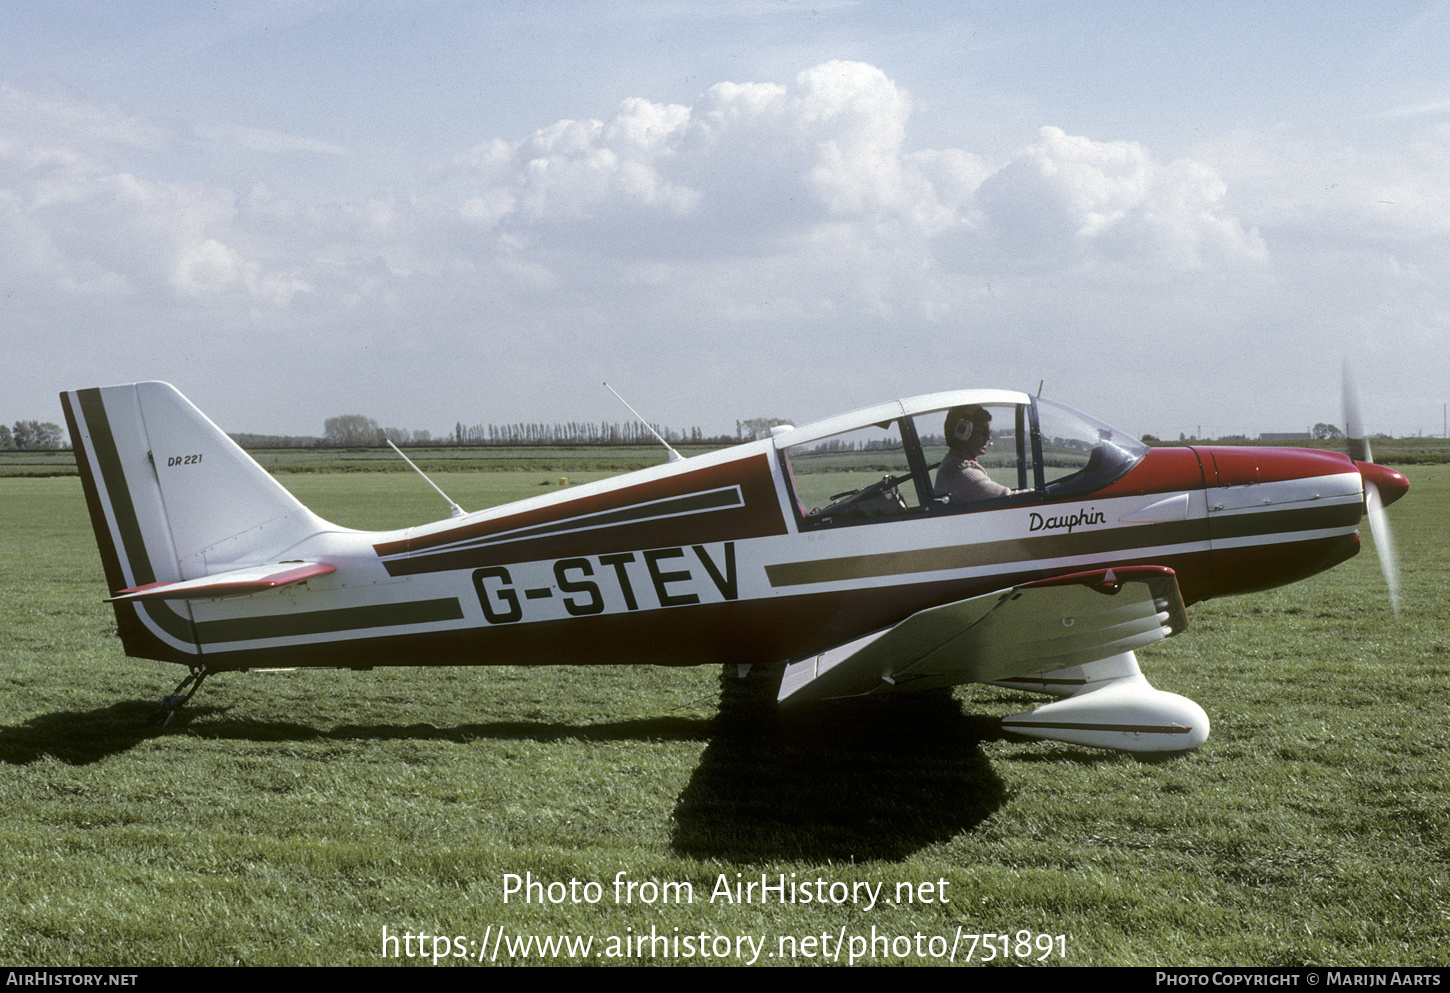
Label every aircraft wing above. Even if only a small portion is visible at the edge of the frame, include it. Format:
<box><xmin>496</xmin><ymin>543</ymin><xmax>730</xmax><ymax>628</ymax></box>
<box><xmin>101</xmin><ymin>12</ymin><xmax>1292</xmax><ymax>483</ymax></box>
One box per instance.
<box><xmin>105</xmin><ymin>562</ymin><xmax>335</xmax><ymax>603</ymax></box>
<box><xmin>778</xmin><ymin>566</ymin><xmax>1187</xmax><ymax>706</ymax></box>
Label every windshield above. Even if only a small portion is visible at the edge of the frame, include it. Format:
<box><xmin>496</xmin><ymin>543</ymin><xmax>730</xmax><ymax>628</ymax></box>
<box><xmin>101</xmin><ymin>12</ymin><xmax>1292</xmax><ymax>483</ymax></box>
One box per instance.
<box><xmin>1035</xmin><ymin>397</ymin><xmax>1147</xmax><ymax>497</ymax></box>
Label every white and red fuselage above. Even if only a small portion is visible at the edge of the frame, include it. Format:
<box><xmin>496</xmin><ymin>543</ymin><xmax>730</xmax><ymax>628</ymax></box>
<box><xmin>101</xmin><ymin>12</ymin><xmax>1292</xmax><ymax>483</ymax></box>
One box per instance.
<box><xmin>61</xmin><ymin>385</ymin><xmax>1406</xmax><ymax>682</ymax></box>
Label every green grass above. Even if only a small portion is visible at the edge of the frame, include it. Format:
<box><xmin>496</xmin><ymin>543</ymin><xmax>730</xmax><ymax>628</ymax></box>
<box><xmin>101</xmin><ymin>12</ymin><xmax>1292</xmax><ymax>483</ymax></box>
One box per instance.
<box><xmin>0</xmin><ymin>469</ymin><xmax>1446</xmax><ymax>966</ymax></box>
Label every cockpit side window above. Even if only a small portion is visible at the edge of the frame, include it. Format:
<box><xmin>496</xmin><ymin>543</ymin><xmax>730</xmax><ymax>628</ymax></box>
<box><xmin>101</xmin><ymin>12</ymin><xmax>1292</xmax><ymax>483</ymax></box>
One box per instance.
<box><xmin>780</xmin><ymin>419</ymin><xmax>925</xmax><ymax>529</ymax></box>
<box><xmin>911</xmin><ymin>403</ymin><xmax>1035</xmax><ymax>512</ymax></box>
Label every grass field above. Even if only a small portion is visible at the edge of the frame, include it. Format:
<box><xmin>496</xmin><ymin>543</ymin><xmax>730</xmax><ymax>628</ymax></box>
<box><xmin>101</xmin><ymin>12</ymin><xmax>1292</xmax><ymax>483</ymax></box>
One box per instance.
<box><xmin>1</xmin><ymin>463</ymin><xmax>1446</xmax><ymax>966</ymax></box>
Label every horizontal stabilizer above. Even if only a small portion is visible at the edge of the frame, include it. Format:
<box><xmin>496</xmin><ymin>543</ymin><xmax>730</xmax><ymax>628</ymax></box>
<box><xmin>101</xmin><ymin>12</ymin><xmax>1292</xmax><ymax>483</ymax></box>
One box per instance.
<box><xmin>779</xmin><ymin>566</ymin><xmax>1187</xmax><ymax>706</ymax></box>
<box><xmin>106</xmin><ymin>562</ymin><xmax>334</xmax><ymax>603</ymax></box>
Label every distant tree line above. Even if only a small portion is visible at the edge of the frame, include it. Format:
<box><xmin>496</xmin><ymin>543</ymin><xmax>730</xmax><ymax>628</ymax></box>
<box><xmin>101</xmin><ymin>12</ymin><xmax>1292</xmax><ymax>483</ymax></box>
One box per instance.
<box><xmin>0</xmin><ymin>421</ymin><xmax>66</xmax><ymax>450</ymax></box>
<box><xmin>449</xmin><ymin>420</ymin><xmax>733</xmax><ymax>447</ymax></box>
<box><xmin>224</xmin><ymin>414</ymin><xmax>789</xmax><ymax>450</ymax></box>
<box><xmin>228</xmin><ymin>432</ymin><xmax>329</xmax><ymax>449</ymax></box>
<box><xmin>802</xmin><ymin>436</ymin><xmax>904</xmax><ymax>454</ymax></box>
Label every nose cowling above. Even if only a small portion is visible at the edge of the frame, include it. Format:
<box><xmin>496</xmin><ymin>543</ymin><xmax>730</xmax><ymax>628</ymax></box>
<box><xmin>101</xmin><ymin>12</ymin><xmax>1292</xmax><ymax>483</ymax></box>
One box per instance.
<box><xmin>1355</xmin><ymin>461</ymin><xmax>1409</xmax><ymax>509</ymax></box>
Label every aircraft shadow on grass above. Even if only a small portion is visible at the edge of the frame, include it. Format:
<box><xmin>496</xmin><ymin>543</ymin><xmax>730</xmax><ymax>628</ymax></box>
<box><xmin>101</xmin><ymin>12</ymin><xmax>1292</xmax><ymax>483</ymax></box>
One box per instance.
<box><xmin>669</xmin><ymin>664</ymin><xmax>1009</xmax><ymax>862</ymax></box>
<box><xmin>4</xmin><ymin>666</ymin><xmax>1093</xmax><ymax>863</ymax></box>
<box><xmin>0</xmin><ymin>701</ymin><xmax>171</xmax><ymax>766</ymax></box>
<box><xmin>0</xmin><ymin>701</ymin><xmax>715</xmax><ymax>767</ymax></box>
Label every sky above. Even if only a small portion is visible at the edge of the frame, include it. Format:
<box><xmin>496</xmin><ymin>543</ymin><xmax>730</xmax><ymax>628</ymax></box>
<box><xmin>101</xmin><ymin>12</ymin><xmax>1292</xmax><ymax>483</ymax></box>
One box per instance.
<box><xmin>5</xmin><ymin>1</ymin><xmax>1450</xmax><ymax>443</ymax></box>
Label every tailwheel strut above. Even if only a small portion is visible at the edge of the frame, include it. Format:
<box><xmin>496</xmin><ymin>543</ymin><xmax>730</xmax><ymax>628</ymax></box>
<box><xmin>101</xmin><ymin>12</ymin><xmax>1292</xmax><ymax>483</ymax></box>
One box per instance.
<box><xmin>150</xmin><ymin>666</ymin><xmax>209</xmax><ymax>728</ymax></box>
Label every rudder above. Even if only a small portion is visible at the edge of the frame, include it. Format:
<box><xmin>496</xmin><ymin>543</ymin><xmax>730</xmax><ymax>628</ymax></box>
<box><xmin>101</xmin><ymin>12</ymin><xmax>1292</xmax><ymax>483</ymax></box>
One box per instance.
<box><xmin>61</xmin><ymin>382</ymin><xmax>331</xmax><ymax>663</ymax></box>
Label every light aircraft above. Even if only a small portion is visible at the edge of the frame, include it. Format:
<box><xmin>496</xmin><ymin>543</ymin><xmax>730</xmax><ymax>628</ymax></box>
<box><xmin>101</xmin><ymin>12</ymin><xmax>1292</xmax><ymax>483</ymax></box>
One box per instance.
<box><xmin>59</xmin><ymin>382</ymin><xmax>1407</xmax><ymax>753</ymax></box>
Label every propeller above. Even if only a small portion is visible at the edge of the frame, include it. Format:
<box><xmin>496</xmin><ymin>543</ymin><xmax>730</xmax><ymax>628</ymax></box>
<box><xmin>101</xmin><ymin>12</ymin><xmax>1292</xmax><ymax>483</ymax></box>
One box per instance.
<box><xmin>1342</xmin><ymin>365</ymin><xmax>1404</xmax><ymax>617</ymax></box>
<box><xmin>1342</xmin><ymin>365</ymin><xmax>1373</xmax><ymax>464</ymax></box>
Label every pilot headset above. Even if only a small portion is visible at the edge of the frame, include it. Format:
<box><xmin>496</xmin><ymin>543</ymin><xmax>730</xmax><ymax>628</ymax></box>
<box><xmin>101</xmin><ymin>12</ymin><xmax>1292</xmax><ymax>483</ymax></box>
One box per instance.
<box><xmin>948</xmin><ymin>407</ymin><xmax>991</xmax><ymax>445</ymax></box>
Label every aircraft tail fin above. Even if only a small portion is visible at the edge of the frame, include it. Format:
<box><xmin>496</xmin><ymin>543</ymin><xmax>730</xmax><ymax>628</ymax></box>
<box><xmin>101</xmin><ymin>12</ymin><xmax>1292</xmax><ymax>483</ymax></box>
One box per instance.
<box><xmin>60</xmin><ymin>382</ymin><xmax>332</xmax><ymax>663</ymax></box>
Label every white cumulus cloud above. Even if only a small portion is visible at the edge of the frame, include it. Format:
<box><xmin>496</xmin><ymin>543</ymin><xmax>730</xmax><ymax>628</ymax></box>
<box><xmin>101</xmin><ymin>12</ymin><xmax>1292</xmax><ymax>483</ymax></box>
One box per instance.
<box><xmin>977</xmin><ymin>126</ymin><xmax>1266</xmax><ymax>270</ymax></box>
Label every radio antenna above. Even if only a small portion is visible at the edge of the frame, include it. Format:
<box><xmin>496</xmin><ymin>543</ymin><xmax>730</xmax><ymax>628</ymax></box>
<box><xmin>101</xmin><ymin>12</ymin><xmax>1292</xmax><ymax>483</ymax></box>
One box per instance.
<box><xmin>604</xmin><ymin>383</ymin><xmax>683</xmax><ymax>463</ymax></box>
<box><xmin>386</xmin><ymin>438</ymin><xmax>466</xmax><ymax>517</ymax></box>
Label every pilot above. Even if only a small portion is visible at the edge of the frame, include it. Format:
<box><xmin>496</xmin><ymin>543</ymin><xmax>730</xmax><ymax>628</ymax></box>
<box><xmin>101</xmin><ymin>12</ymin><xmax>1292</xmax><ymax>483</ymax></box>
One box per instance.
<box><xmin>934</xmin><ymin>405</ymin><xmax>1024</xmax><ymax>506</ymax></box>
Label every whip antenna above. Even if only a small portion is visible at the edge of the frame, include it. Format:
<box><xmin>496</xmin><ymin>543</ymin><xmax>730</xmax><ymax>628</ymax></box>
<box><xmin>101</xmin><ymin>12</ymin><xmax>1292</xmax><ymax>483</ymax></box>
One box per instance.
<box><xmin>386</xmin><ymin>438</ymin><xmax>466</xmax><ymax>517</ymax></box>
<box><xmin>604</xmin><ymin>383</ymin><xmax>683</xmax><ymax>463</ymax></box>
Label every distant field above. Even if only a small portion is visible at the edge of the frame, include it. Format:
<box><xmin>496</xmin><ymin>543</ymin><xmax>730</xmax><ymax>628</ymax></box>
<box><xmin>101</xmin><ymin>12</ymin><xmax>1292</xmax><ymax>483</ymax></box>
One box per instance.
<box><xmin>0</xmin><ymin>465</ymin><xmax>1445</xmax><ymax>966</ymax></box>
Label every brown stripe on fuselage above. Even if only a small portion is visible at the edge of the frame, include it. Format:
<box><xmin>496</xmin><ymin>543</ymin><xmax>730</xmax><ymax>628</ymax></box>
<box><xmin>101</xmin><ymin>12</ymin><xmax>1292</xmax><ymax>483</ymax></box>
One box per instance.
<box><xmin>195</xmin><ymin>597</ymin><xmax>465</xmax><ymax>644</ymax></box>
<box><xmin>377</xmin><ymin>454</ymin><xmax>787</xmax><ymax>576</ymax></box>
<box><xmin>766</xmin><ymin>518</ymin><xmax>1211</xmax><ymax>588</ymax></box>
<box><xmin>1207</xmin><ymin>502</ymin><xmax>1361</xmax><ymax>540</ymax></box>
<box><xmin>765</xmin><ymin>495</ymin><xmax>1361</xmax><ymax>590</ymax></box>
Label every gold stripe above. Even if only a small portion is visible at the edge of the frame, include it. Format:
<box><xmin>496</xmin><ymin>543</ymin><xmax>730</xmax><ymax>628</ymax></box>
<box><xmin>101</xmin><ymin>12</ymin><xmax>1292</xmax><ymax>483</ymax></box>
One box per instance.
<box><xmin>765</xmin><ymin>520</ymin><xmax>1209</xmax><ymax>587</ymax></box>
